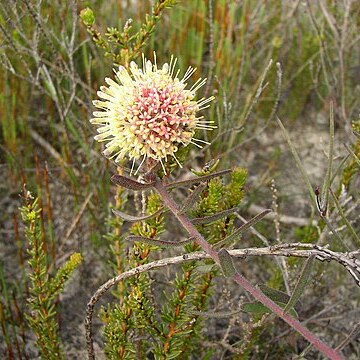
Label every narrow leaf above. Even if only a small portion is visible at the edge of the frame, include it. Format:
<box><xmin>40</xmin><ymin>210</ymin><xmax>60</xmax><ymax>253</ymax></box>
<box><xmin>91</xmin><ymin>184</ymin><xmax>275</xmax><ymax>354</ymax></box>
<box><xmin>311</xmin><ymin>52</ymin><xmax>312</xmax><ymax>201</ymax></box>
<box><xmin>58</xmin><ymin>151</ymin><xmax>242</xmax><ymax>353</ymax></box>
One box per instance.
<box><xmin>344</xmin><ymin>143</ymin><xmax>360</xmax><ymax>168</ymax></box>
<box><xmin>329</xmin><ymin>188</ymin><xmax>360</xmax><ymax>246</ymax></box>
<box><xmin>321</xmin><ymin>100</ymin><xmax>335</xmax><ymax>216</ymax></box>
<box><xmin>243</xmin><ymin>302</ymin><xmax>298</xmax><ymax>318</ymax></box>
<box><xmin>331</xmin><ymin>153</ymin><xmax>350</xmax><ymax>184</ymax></box>
<box><xmin>242</xmin><ymin>302</ymin><xmax>271</xmax><ymax>315</ymax></box>
<box><xmin>215</xmin><ymin>209</ymin><xmax>271</xmax><ymax>248</ymax></box>
<box><xmin>218</xmin><ymin>248</ymin><xmax>236</xmax><ymax>277</ymax></box>
<box><xmin>259</xmin><ymin>285</ymin><xmax>293</xmax><ymax>306</ymax></box>
<box><xmin>191</xmin><ymin>207</ymin><xmax>238</xmax><ymax>225</ymax></box>
<box><xmin>277</xmin><ymin>116</ymin><xmax>345</xmax><ymax>250</ymax></box>
<box><xmin>179</xmin><ymin>182</ymin><xmax>207</xmax><ymax>214</ymax></box>
<box><xmin>187</xmin><ymin>308</ymin><xmax>241</xmax><ymax>318</ymax></box>
<box><xmin>112</xmin><ymin>207</ymin><xmax>165</xmax><ymax>222</ymax></box>
<box><xmin>165</xmin><ymin>169</ymin><xmax>232</xmax><ymax>189</ymax></box>
<box><xmin>127</xmin><ymin>235</ymin><xmax>194</xmax><ymax>248</ymax></box>
<box><xmin>283</xmin><ymin>255</ymin><xmax>315</xmax><ymax>314</ymax></box>
<box><xmin>111</xmin><ymin>174</ymin><xmax>155</xmax><ymax>190</ymax></box>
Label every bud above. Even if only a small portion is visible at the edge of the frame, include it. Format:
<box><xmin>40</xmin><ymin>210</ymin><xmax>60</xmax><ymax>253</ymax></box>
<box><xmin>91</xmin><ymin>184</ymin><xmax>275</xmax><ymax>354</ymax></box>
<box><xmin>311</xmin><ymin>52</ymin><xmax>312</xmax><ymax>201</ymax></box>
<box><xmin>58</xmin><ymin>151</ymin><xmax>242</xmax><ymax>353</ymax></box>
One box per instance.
<box><xmin>80</xmin><ymin>8</ymin><xmax>95</xmax><ymax>27</ymax></box>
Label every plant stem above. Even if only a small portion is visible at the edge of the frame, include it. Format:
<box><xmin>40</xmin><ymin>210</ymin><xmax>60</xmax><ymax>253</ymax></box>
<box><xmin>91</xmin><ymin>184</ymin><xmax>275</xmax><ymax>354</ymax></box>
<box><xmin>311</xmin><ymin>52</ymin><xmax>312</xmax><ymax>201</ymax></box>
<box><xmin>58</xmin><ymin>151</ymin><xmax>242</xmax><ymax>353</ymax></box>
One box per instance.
<box><xmin>153</xmin><ymin>179</ymin><xmax>343</xmax><ymax>360</ymax></box>
<box><xmin>85</xmin><ymin>241</ymin><xmax>359</xmax><ymax>359</ymax></box>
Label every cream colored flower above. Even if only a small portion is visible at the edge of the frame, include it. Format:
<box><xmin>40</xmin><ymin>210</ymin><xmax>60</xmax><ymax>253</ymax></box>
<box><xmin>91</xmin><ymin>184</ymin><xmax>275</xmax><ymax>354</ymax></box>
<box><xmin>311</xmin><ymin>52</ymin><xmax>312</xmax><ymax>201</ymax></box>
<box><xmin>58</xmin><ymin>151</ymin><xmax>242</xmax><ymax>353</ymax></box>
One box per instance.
<box><xmin>91</xmin><ymin>54</ymin><xmax>215</xmax><ymax>173</ymax></box>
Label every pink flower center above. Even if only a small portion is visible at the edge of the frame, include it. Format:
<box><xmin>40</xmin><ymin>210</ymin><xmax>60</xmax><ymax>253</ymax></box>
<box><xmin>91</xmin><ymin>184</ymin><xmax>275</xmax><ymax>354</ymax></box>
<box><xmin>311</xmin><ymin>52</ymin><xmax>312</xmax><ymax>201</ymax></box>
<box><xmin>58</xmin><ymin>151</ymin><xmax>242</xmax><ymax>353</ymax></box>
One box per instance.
<box><xmin>128</xmin><ymin>83</ymin><xmax>197</xmax><ymax>156</ymax></box>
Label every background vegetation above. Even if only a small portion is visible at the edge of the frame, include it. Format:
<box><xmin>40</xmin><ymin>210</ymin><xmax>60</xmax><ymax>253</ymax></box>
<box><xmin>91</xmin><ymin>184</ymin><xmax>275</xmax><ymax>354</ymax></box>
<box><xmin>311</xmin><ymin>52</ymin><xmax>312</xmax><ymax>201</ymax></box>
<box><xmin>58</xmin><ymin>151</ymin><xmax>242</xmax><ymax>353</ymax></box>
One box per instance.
<box><xmin>0</xmin><ymin>0</ymin><xmax>359</xmax><ymax>359</ymax></box>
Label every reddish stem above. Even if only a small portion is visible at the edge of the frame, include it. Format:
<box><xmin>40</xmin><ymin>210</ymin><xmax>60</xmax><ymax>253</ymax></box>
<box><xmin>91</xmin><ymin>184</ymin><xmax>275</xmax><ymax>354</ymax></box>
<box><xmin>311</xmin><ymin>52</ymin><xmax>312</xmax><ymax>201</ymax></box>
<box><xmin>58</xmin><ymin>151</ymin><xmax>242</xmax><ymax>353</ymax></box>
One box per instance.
<box><xmin>154</xmin><ymin>179</ymin><xmax>343</xmax><ymax>360</ymax></box>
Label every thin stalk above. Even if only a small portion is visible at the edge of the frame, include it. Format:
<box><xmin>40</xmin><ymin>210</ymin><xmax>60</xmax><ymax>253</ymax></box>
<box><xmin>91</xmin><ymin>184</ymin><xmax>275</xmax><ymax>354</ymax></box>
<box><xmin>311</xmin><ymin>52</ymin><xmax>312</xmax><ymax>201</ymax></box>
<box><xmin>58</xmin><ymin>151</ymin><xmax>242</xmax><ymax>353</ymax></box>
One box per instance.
<box><xmin>153</xmin><ymin>179</ymin><xmax>343</xmax><ymax>360</ymax></box>
<box><xmin>321</xmin><ymin>100</ymin><xmax>335</xmax><ymax>214</ymax></box>
<box><xmin>329</xmin><ymin>188</ymin><xmax>360</xmax><ymax>246</ymax></box>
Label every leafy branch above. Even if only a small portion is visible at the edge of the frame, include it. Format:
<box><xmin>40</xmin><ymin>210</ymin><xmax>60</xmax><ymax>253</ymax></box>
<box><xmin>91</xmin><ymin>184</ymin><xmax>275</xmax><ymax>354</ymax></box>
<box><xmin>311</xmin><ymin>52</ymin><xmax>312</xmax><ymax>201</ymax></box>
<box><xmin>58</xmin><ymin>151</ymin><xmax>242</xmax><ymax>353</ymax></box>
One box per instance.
<box><xmin>84</xmin><ymin>168</ymin><xmax>351</xmax><ymax>360</ymax></box>
<box><xmin>85</xmin><ymin>240</ymin><xmax>359</xmax><ymax>358</ymax></box>
<box><xmin>80</xmin><ymin>0</ymin><xmax>178</xmax><ymax>67</ymax></box>
<box><xmin>21</xmin><ymin>192</ymin><xmax>83</xmax><ymax>360</ymax></box>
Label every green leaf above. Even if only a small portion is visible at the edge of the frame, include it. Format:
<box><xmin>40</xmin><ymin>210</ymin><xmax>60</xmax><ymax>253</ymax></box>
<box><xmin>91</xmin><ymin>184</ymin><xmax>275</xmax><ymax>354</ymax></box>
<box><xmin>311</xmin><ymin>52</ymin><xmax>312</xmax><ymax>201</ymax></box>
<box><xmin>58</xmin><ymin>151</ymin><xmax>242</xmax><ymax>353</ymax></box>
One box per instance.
<box><xmin>113</xmin><ymin>207</ymin><xmax>165</xmax><ymax>222</ymax></box>
<box><xmin>243</xmin><ymin>302</ymin><xmax>298</xmax><ymax>318</ymax></box>
<box><xmin>165</xmin><ymin>169</ymin><xmax>232</xmax><ymax>189</ymax></box>
<box><xmin>215</xmin><ymin>209</ymin><xmax>271</xmax><ymax>248</ymax></box>
<box><xmin>218</xmin><ymin>248</ymin><xmax>236</xmax><ymax>277</ymax></box>
<box><xmin>329</xmin><ymin>189</ymin><xmax>360</xmax><ymax>246</ymax></box>
<box><xmin>180</xmin><ymin>182</ymin><xmax>207</xmax><ymax>213</ymax></box>
<box><xmin>127</xmin><ymin>235</ymin><xmax>194</xmax><ymax>248</ymax></box>
<box><xmin>345</xmin><ymin>143</ymin><xmax>360</xmax><ymax>168</ymax></box>
<box><xmin>259</xmin><ymin>285</ymin><xmax>293</xmax><ymax>305</ymax></box>
<box><xmin>191</xmin><ymin>207</ymin><xmax>239</xmax><ymax>225</ymax></box>
<box><xmin>284</xmin><ymin>256</ymin><xmax>314</xmax><ymax>314</ymax></box>
<box><xmin>187</xmin><ymin>308</ymin><xmax>241</xmax><ymax>318</ymax></box>
<box><xmin>242</xmin><ymin>302</ymin><xmax>271</xmax><ymax>315</ymax></box>
<box><xmin>321</xmin><ymin>100</ymin><xmax>335</xmax><ymax>216</ymax></box>
<box><xmin>111</xmin><ymin>174</ymin><xmax>155</xmax><ymax>191</ymax></box>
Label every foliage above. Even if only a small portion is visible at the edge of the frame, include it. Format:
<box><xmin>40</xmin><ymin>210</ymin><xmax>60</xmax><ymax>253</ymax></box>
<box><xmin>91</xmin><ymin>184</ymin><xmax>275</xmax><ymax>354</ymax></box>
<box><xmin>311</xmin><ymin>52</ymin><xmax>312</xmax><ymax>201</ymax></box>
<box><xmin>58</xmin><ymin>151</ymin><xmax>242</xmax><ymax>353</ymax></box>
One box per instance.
<box><xmin>20</xmin><ymin>193</ymin><xmax>82</xmax><ymax>359</ymax></box>
<box><xmin>100</xmin><ymin>168</ymin><xmax>248</xmax><ymax>358</ymax></box>
<box><xmin>80</xmin><ymin>0</ymin><xmax>178</xmax><ymax>67</ymax></box>
<box><xmin>0</xmin><ymin>0</ymin><xmax>359</xmax><ymax>359</ymax></box>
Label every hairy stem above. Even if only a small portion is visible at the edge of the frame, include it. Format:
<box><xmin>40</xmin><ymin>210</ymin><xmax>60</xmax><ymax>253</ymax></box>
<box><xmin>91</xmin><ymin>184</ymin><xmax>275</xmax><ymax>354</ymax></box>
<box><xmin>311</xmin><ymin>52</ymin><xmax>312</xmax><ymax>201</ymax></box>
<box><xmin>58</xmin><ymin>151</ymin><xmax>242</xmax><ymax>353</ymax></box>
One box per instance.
<box><xmin>85</xmin><ymin>242</ymin><xmax>359</xmax><ymax>359</ymax></box>
<box><xmin>153</xmin><ymin>179</ymin><xmax>343</xmax><ymax>360</ymax></box>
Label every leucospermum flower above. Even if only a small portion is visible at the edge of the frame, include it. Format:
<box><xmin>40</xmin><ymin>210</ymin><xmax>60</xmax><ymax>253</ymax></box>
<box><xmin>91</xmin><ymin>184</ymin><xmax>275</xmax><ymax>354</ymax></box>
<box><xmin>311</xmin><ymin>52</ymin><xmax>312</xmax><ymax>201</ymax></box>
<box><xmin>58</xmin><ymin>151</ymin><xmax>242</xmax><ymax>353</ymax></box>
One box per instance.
<box><xmin>91</xmin><ymin>54</ymin><xmax>215</xmax><ymax>174</ymax></box>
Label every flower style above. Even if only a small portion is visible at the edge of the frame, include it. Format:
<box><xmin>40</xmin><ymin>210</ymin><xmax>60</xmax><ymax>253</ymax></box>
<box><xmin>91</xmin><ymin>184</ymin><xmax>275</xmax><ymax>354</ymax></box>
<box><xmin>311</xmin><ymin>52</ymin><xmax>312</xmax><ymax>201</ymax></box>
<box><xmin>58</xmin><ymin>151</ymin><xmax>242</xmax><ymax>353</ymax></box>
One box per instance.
<box><xmin>91</xmin><ymin>54</ymin><xmax>215</xmax><ymax>173</ymax></box>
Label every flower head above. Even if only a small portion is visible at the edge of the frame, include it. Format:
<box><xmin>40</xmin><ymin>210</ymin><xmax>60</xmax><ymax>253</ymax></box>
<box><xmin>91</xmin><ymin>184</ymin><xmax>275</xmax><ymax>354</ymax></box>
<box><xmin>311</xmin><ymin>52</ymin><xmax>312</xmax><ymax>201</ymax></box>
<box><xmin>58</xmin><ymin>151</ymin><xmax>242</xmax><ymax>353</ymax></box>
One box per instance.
<box><xmin>91</xmin><ymin>54</ymin><xmax>215</xmax><ymax>173</ymax></box>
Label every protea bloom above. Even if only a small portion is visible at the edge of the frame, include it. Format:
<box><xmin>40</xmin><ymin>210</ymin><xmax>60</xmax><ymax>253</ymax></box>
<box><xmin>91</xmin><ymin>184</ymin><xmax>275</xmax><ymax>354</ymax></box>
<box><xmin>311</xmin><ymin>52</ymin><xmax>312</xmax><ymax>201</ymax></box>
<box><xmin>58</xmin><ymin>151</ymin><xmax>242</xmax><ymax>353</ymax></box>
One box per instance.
<box><xmin>91</xmin><ymin>54</ymin><xmax>215</xmax><ymax>174</ymax></box>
